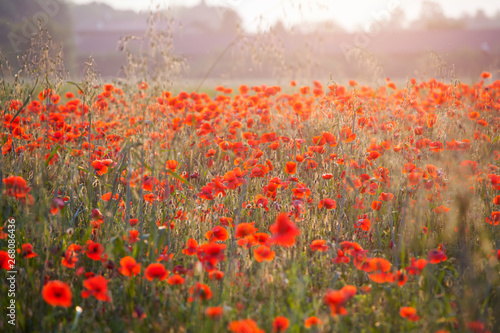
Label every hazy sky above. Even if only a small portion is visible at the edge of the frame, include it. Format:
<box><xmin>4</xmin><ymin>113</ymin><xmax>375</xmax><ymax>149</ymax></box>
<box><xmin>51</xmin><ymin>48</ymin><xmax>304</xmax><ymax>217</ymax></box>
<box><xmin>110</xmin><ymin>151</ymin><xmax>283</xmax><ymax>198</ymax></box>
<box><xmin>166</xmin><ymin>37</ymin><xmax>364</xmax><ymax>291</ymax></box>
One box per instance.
<box><xmin>70</xmin><ymin>0</ymin><xmax>500</xmax><ymax>31</ymax></box>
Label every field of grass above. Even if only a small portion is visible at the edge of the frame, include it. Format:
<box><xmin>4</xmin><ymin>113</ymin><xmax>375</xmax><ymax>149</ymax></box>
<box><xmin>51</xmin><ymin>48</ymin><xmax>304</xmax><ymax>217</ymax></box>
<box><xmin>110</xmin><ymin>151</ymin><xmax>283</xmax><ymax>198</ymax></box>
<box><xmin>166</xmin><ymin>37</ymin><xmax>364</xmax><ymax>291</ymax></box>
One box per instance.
<box><xmin>1</xmin><ymin>68</ymin><xmax>500</xmax><ymax>332</ymax></box>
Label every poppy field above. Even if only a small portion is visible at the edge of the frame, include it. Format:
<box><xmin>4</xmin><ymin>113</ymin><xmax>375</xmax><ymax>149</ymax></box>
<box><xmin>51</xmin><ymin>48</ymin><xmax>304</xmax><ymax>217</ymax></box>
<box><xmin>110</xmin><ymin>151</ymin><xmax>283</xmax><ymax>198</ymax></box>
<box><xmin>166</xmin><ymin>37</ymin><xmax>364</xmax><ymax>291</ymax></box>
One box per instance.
<box><xmin>1</xmin><ymin>72</ymin><xmax>500</xmax><ymax>332</ymax></box>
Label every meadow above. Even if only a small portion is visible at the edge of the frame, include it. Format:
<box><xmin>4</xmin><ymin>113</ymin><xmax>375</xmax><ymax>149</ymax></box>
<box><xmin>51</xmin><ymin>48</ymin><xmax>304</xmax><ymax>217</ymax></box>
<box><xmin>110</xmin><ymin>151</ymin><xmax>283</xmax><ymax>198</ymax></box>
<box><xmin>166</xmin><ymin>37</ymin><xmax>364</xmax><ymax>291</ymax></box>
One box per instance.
<box><xmin>0</xmin><ymin>45</ymin><xmax>499</xmax><ymax>332</ymax></box>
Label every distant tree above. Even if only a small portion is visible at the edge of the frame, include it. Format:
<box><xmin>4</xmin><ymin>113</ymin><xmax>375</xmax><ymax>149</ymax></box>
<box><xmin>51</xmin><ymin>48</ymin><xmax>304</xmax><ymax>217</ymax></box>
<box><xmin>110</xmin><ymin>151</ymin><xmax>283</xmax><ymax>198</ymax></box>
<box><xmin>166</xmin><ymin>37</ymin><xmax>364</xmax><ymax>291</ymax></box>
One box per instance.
<box><xmin>406</xmin><ymin>0</ymin><xmax>463</xmax><ymax>30</ymax></box>
<box><xmin>419</xmin><ymin>0</ymin><xmax>465</xmax><ymax>30</ymax></box>
<box><xmin>218</xmin><ymin>8</ymin><xmax>241</xmax><ymax>33</ymax></box>
<box><xmin>0</xmin><ymin>0</ymin><xmax>75</xmax><ymax>74</ymax></box>
<box><xmin>421</xmin><ymin>0</ymin><xmax>445</xmax><ymax>22</ymax></box>
<box><xmin>467</xmin><ymin>9</ymin><xmax>496</xmax><ymax>30</ymax></box>
<box><xmin>386</xmin><ymin>8</ymin><xmax>406</xmax><ymax>30</ymax></box>
<box><xmin>271</xmin><ymin>20</ymin><xmax>288</xmax><ymax>37</ymax></box>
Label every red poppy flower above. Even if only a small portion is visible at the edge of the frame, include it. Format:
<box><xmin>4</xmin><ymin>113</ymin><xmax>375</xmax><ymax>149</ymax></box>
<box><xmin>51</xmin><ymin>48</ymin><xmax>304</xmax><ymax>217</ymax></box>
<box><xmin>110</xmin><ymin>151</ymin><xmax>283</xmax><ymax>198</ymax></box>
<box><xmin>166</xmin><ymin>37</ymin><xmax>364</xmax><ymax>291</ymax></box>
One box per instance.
<box><xmin>333</xmin><ymin>249</ymin><xmax>350</xmax><ymax>264</ymax></box>
<box><xmin>91</xmin><ymin>159</ymin><xmax>114</xmax><ymax>176</ymax></box>
<box><xmin>405</xmin><ymin>257</ymin><xmax>427</xmax><ymax>275</ymax></box>
<box><xmin>101</xmin><ymin>192</ymin><xmax>119</xmax><ymax>201</ymax></box>
<box><xmin>371</xmin><ymin>201</ymin><xmax>382</xmax><ymax>211</ymax></box>
<box><xmin>220</xmin><ymin>217</ymin><xmax>234</xmax><ymax>227</ymax></box>
<box><xmin>235</xmin><ymin>222</ymin><xmax>258</xmax><ymax>239</ymax></box>
<box><xmin>313</xmin><ymin>132</ymin><xmax>337</xmax><ymax>146</ymax></box>
<box><xmin>367</xmin><ymin>257</ymin><xmax>392</xmax><ymax>283</ymax></box>
<box><xmin>143</xmin><ymin>193</ymin><xmax>156</xmax><ymax>203</ymax></box>
<box><xmin>285</xmin><ymin>161</ymin><xmax>297</xmax><ymax>175</ymax></box>
<box><xmin>433</xmin><ymin>205</ymin><xmax>450</xmax><ymax>214</ymax></box>
<box><xmin>91</xmin><ymin>209</ymin><xmax>103</xmax><ymax>220</ymax></box>
<box><xmin>399</xmin><ymin>306</ymin><xmax>420</xmax><ymax>321</ymax></box>
<box><xmin>188</xmin><ymin>282</ymin><xmax>212</xmax><ymax>302</ymax></box>
<box><xmin>103</xmin><ymin>84</ymin><xmax>114</xmax><ymax>92</ymax></box>
<box><xmin>3</xmin><ymin>176</ymin><xmax>31</xmax><ymax>199</ymax></box>
<box><xmin>340</xmin><ymin>126</ymin><xmax>356</xmax><ymax>143</ymax></box>
<box><xmin>85</xmin><ymin>241</ymin><xmax>104</xmax><ymax>261</ymax></box>
<box><xmin>42</xmin><ymin>280</ymin><xmax>72</xmax><ymax>307</ymax></box>
<box><xmin>367</xmin><ymin>151</ymin><xmax>381</xmax><ymax>161</ymax></box>
<box><xmin>486</xmin><ymin>211</ymin><xmax>500</xmax><ymax>226</ymax></box>
<box><xmin>273</xmin><ymin>316</ymin><xmax>289</xmax><ymax>332</ymax></box>
<box><xmin>0</xmin><ymin>251</ymin><xmax>11</xmax><ymax>270</ymax></box>
<box><xmin>253</xmin><ymin>233</ymin><xmax>270</xmax><ymax>246</ymax></box>
<box><xmin>197</xmin><ymin>243</ymin><xmax>226</xmax><ymax>266</ymax></box>
<box><xmin>224</xmin><ymin>167</ymin><xmax>246</xmax><ymax>189</ymax></box>
<box><xmin>209</xmin><ymin>270</ymin><xmax>225</xmax><ymax>280</ymax></box>
<box><xmin>324</xmin><ymin>285</ymin><xmax>357</xmax><ymax>316</ymax></box>
<box><xmin>379</xmin><ymin>192</ymin><xmax>394</xmax><ymax>201</ymax></box>
<box><xmin>206</xmin><ymin>226</ymin><xmax>229</xmax><ymax>242</ymax></box>
<box><xmin>310</xmin><ymin>239</ymin><xmax>328</xmax><ymax>252</ymax></box>
<box><xmin>269</xmin><ymin>213</ymin><xmax>300</xmax><ymax>247</ymax></box>
<box><xmin>480</xmin><ymin>71</ymin><xmax>491</xmax><ymax>79</ymax></box>
<box><xmin>304</xmin><ymin>316</ymin><xmax>322</xmax><ymax>328</ymax></box>
<box><xmin>466</xmin><ymin>320</ymin><xmax>487</xmax><ymax>333</ymax></box>
<box><xmin>118</xmin><ymin>256</ymin><xmax>141</xmax><ymax>276</ymax></box>
<box><xmin>124</xmin><ymin>229</ymin><xmax>140</xmax><ymax>243</ymax></box>
<box><xmin>145</xmin><ymin>263</ymin><xmax>169</xmax><ymax>281</ymax></box>
<box><xmin>395</xmin><ymin>270</ymin><xmax>408</xmax><ymax>287</ymax></box>
<box><xmin>254</xmin><ymin>194</ymin><xmax>270</xmax><ymax>211</ymax></box>
<box><xmin>427</xmin><ymin>249</ymin><xmax>447</xmax><ymax>264</ymax></box>
<box><xmin>166</xmin><ymin>160</ymin><xmax>179</xmax><ymax>172</ymax></box>
<box><xmin>205</xmin><ymin>306</ymin><xmax>224</xmax><ymax>319</ymax></box>
<box><xmin>260</xmin><ymin>132</ymin><xmax>278</xmax><ymax>143</ymax></box>
<box><xmin>254</xmin><ymin>245</ymin><xmax>275</xmax><ymax>262</ymax></box>
<box><xmin>61</xmin><ymin>244</ymin><xmax>81</xmax><ymax>268</ymax></box>
<box><xmin>237</xmin><ymin>235</ymin><xmax>257</xmax><ymax>248</ymax></box>
<box><xmin>228</xmin><ymin>319</ymin><xmax>264</xmax><ymax>333</ymax></box>
<box><xmin>167</xmin><ymin>274</ymin><xmax>185</xmax><ymax>285</ymax></box>
<box><xmin>50</xmin><ymin>198</ymin><xmax>65</xmax><ymax>215</ymax></box>
<box><xmin>355</xmin><ymin>215</ymin><xmax>371</xmax><ymax>231</ymax></box>
<box><xmin>20</xmin><ymin>243</ymin><xmax>38</xmax><ymax>259</ymax></box>
<box><xmin>318</xmin><ymin>198</ymin><xmax>336</xmax><ymax>209</ymax></box>
<box><xmin>250</xmin><ymin>165</ymin><xmax>269</xmax><ymax>178</ymax></box>
<box><xmin>38</xmin><ymin>88</ymin><xmax>52</xmax><ymax>101</ymax></box>
<box><xmin>408</xmin><ymin>172</ymin><xmax>422</xmax><ymax>186</ymax></box>
<box><xmin>81</xmin><ymin>275</ymin><xmax>111</xmax><ymax>302</ymax></box>
<box><xmin>488</xmin><ymin>174</ymin><xmax>500</xmax><ymax>188</ymax></box>
<box><xmin>182</xmin><ymin>238</ymin><xmax>199</xmax><ymax>255</ymax></box>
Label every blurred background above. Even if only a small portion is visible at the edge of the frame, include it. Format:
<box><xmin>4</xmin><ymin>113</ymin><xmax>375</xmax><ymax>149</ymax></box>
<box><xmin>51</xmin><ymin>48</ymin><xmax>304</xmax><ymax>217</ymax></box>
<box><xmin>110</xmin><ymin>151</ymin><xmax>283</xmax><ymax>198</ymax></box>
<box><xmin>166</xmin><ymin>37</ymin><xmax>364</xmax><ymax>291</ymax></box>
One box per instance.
<box><xmin>1</xmin><ymin>0</ymin><xmax>499</xmax><ymax>85</ymax></box>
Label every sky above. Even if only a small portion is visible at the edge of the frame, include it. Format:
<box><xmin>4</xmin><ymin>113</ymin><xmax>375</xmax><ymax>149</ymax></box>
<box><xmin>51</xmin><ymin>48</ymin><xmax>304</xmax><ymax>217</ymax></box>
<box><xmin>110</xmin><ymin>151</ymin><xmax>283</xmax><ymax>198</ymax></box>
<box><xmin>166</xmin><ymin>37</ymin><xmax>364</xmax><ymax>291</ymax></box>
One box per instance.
<box><xmin>69</xmin><ymin>0</ymin><xmax>500</xmax><ymax>32</ymax></box>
